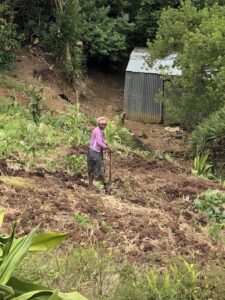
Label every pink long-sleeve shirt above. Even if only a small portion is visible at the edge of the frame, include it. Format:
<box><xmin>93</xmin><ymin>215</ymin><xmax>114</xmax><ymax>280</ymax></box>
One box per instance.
<box><xmin>90</xmin><ymin>127</ymin><xmax>108</xmax><ymax>152</ymax></box>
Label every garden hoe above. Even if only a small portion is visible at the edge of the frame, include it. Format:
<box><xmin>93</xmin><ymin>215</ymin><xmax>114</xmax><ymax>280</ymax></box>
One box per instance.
<box><xmin>105</xmin><ymin>151</ymin><xmax>112</xmax><ymax>195</ymax></box>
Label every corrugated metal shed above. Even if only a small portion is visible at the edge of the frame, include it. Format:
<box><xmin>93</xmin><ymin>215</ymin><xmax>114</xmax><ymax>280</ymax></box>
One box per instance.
<box><xmin>124</xmin><ymin>48</ymin><xmax>181</xmax><ymax>123</ymax></box>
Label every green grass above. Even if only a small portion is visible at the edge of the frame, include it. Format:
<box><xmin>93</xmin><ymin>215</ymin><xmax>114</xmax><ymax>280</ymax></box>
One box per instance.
<box><xmin>14</xmin><ymin>246</ymin><xmax>225</xmax><ymax>300</ymax></box>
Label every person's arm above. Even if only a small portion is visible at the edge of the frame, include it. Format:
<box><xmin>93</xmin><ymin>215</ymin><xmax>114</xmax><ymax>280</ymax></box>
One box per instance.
<box><xmin>95</xmin><ymin>129</ymin><xmax>108</xmax><ymax>149</ymax></box>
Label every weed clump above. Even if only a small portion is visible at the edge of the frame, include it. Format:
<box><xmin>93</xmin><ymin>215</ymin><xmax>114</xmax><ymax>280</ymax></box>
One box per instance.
<box><xmin>105</xmin><ymin>119</ymin><xmax>150</xmax><ymax>157</ymax></box>
<box><xmin>194</xmin><ymin>189</ymin><xmax>225</xmax><ymax>223</ymax></box>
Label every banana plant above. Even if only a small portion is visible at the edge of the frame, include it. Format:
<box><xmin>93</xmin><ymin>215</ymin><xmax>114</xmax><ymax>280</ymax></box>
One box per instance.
<box><xmin>0</xmin><ymin>209</ymin><xmax>87</xmax><ymax>300</ymax></box>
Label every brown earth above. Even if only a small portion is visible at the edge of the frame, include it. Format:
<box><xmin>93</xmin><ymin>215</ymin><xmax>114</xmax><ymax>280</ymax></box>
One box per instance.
<box><xmin>0</xmin><ymin>47</ymin><xmax>225</xmax><ymax>265</ymax></box>
<box><xmin>1</xmin><ymin>150</ymin><xmax>225</xmax><ymax>265</ymax></box>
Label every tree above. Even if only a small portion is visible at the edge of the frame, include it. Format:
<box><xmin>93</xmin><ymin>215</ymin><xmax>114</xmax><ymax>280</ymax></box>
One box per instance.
<box><xmin>79</xmin><ymin>0</ymin><xmax>134</xmax><ymax>64</ymax></box>
<box><xmin>0</xmin><ymin>3</ymin><xmax>19</xmax><ymax>68</ymax></box>
<box><xmin>41</xmin><ymin>0</ymin><xmax>83</xmax><ymax>82</ymax></box>
<box><xmin>150</xmin><ymin>0</ymin><xmax>225</xmax><ymax>125</ymax></box>
<box><xmin>135</xmin><ymin>0</ymin><xmax>180</xmax><ymax>46</ymax></box>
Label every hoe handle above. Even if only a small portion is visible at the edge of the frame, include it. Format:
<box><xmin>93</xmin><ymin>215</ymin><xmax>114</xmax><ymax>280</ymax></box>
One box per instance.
<box><xmin>109</xmin><ymin>151</ymin><xmax>112</xmax><ymax>185</ymax></box>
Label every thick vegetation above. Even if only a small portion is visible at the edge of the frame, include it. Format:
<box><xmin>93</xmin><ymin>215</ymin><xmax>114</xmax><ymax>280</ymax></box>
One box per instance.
<box><xmin>189</xmin><ymin>105</ymin><xmax>225</xmax><ymax>154</ymax></box>
<box><xmin>151</xmin><ymin>0</ymin><xmax>225</xmax><ymax>125</ymax></box>
<box><xmin>0</xmin><ymin>0</ymin><xmax>182</xmax><ymax>76</ymax></box>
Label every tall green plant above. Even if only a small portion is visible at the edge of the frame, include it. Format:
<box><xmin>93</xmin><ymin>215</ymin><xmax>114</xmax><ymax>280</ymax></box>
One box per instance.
<box><xmin>42</xmin><ymin>0</ymin><xmax>83</xmax><ymax>82</ymax></box>
<box><xmin>0</xmin><ymin>209</ymin><xmax>86</xmax><ymax>300</ymax></box>
<box><xmin>192</xmin><ymin>149</ymin><xmax>214</xmax><ymax>179</ymax></box>
<box><xmin>28</xmin><ymin>87</ymin><xmax>43</xmax><ymax>125</ymax></box>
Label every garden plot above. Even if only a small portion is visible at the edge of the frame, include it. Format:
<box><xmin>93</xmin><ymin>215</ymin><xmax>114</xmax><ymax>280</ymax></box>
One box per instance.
<box><xmin>0</xmin><ymin>148</ymin><xmax>225</xmax><ymax>265</ymax></box>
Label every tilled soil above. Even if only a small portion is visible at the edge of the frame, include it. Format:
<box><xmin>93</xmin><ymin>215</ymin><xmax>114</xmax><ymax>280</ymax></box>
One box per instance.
<box><xmin>1</xmin><ymin>153</ymin><xmax>225</xmax><ymax>265</ymax></box>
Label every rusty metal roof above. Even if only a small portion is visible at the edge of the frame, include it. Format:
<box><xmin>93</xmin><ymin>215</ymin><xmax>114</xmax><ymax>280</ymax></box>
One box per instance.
<box><xmin>126</xmin><ymin>48</ymin><xmax>181</xmax><ymax>76</ymax></box>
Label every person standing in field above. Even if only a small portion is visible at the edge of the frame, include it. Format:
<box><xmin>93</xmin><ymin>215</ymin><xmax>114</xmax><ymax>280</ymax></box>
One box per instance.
<box><xmin>87</xmin><ymin>116</ymin><xmax>111</xmax><ymax>193</ymax></box>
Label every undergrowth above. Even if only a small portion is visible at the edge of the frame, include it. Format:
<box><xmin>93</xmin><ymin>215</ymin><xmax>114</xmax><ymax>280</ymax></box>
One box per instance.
<box><xmin>194</xmin><ymin>189</ymin><xmax>225</xmax><ymax>223</ymax></box>
<box><xmin>195</xmin><ymin>189</ymin><xmax>225</xmax><ymax>245</ymax></box>
<box><xmin>15</xmin><ymin>245</ymin><xmax>225</xmax><ymax>300</ymax></box>
<box><xmin>0</xmin><ymin>96</ymin><xmax>150</xmax><ymax>171</ymax></box>
<box><xmin>0</xmin><ymin>97</ymin><xmax>89</xmax><ymax>169</ymax></box>
<box><xmin>105</xmin><ymin>118</ymin><xmax>150</xmax><ymax>158</ymax></box>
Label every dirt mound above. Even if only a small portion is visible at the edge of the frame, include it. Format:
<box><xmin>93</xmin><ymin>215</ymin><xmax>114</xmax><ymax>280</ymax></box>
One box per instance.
<box><xmin>126</xmin><ymin>120</ymin><xmax>186</xmax><ymax>155</ymax></box>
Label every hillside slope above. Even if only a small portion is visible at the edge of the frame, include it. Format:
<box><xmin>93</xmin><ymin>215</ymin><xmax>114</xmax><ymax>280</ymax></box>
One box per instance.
<box><xmin>0</xmin><ymin>47</ymin><xmax>225</xmax><ymax>266</ymax></box>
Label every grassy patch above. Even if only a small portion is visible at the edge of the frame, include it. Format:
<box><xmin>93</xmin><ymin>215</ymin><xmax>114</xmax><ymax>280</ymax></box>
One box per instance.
<box><xmin>0</xmin><ymin>176</ymin><xmax>36</xmax><ymax>188</ymax></box>
<box><xmin>14</xmin><ymin>246</ymin><xmax>225</xmax><ymax>300</ymax></box>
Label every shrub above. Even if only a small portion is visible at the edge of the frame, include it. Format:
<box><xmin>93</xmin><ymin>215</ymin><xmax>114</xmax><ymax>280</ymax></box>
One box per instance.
<box><xmin>54</xmin><ymin>104</ymin><xmax>89</xmax><ymax>146</ymax></box>
<box><xmin>28</xmin><ymin>87</ymin><xmax>43</xmax><ymax>125</ymax></box>
<box><xmin>105</xmin><ymin>120</ymin><xmax>149</xmax><ymax>157</ymax></box>
<box><xmin>150</xmin><ymin>2</ymin><xmax>225</xmax><ymax>125</ymax></box>
<box><xmin>189</xmin><ymin>105</ymin><xmax>225</xmax><ymax>154</ymax></box>
<box><xmin>41</xmin><ymin>0</ymin><xmax>84</xmax><ymax>81</ymax></box>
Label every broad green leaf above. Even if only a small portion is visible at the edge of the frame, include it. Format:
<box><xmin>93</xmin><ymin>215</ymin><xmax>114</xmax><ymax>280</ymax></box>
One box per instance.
<box><xmin>13</xmin><ymin>290</ymin><xmax>87</xmax><ymax>300</ymax></box>
<box><xmin>48</xmin><ymin>291</ymin><xmax>61</xmax><ymax>300</ymax></box>
<box><xmin>13</xmin><ymin>290</ymin><xmax>55</xmax><ymax>300</ymax></box>
<box><xmin>29</xmin><ymin>233</ymin><xmax>68</xmax><ymax>252</ymax></box>
<box><xmin>2</xmin><ymin>223</ymin><xmax>16</xmax><ymax>258</ymax></box>
<box><xmin>9</xmin><ymin>278</ymin><xmax>87</xmax><ymax>300</ymax></box>
<box><xmin>0</xmin><ymin>227</ymin><xmax>38</xmax><ymax>284</ymax></box>
<box><xmin>0</xmin><ymin>208</ymin><xmax>4</xmax><ymax>228</ymax></box>
<box><xmin>8</xmin><ymin>277</ymin><xmax>49</xmax><ymax>295</ymax></box>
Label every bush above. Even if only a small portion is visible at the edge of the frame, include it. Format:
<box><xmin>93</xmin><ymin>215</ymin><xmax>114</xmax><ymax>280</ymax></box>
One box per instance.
<box><xmin>191</xmin><ymin>150</ymin><xmax>214</xmax><ymax>179</ymax></box>
<box><xmin>65</xmin><ymin>154</ymin><xmax>86</xmax><ymax>174</ymax></box>
<box><xmin>41</xmin><ymin>0</ymin><xmax>84</xmax><ymax>81</ymax></box>
<box><xmin>189</xmin><ymin>105</ymin><xmax>225</xmax><ymax>154</ymax></box>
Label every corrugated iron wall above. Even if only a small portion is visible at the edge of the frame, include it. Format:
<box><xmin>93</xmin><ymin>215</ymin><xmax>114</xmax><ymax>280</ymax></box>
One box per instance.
<box><xmin>124</xmin><ymin>72</ymin><xmax>163</xmax><ymax>123</ymax></box>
